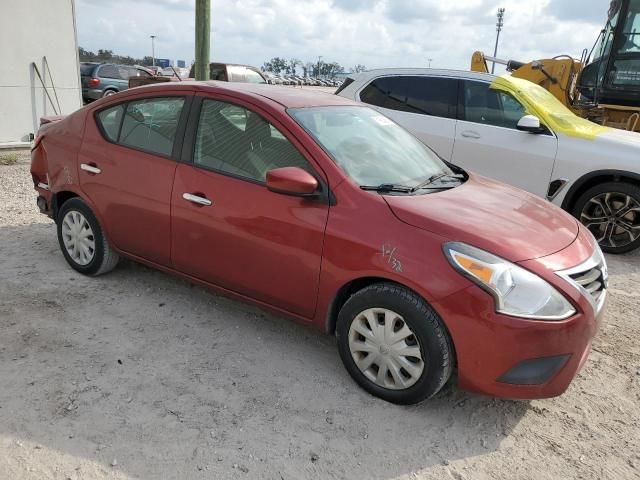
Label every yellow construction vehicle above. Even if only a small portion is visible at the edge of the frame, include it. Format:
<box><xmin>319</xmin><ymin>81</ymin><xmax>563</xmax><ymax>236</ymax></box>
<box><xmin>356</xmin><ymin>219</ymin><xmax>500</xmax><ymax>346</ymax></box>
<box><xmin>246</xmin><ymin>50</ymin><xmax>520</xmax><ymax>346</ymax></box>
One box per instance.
<box><xmin>471</xmin><ymin>0</ymin><xmax>640</xmax><ymax>132</ymax></box>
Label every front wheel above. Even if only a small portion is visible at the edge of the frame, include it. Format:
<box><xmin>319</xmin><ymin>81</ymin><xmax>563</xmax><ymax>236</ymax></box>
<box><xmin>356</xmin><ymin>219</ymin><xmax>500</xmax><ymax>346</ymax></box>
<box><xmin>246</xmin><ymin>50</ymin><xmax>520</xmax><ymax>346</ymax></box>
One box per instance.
<box><xmin>573</xmin><ymin>182</ymin><xmax>640</xmax><ymax>254</ymax></box>
<box><xmin>336</xmin><ymin>283</ymin><xmax>454</xmax><ymax>405</ymax></box>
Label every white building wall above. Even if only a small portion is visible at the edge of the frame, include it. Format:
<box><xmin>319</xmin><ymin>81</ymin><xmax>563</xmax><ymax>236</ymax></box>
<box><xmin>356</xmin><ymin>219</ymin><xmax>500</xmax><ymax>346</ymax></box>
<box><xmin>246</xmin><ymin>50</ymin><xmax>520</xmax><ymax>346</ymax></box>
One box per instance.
<box><xmin>0</xmin><ymin>0</ymin><xmax>82</xmax><ymax>146</ymax></box>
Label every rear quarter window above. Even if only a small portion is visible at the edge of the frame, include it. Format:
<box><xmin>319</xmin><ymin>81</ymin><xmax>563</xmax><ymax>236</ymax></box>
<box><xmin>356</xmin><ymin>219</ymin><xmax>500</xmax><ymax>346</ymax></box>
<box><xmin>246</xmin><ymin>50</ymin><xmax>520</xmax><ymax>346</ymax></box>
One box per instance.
<box><xmin>96</xmin><ymin>104</ymin><xmax>124</xmax><ymax>142</ymax></box>
<box><xmin>334</xmin><ymin>77</ymin><xmax>354</xmax><ymax>95</ymax></box>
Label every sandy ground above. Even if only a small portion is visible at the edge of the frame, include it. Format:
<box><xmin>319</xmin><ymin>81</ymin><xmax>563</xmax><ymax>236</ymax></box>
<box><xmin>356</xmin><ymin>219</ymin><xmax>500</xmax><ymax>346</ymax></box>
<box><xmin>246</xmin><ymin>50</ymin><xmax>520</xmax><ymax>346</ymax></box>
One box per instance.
<box><xmin>0</xmin><ymin>153</ymin><xmax>639</xmax><ymax>480</ymax></box>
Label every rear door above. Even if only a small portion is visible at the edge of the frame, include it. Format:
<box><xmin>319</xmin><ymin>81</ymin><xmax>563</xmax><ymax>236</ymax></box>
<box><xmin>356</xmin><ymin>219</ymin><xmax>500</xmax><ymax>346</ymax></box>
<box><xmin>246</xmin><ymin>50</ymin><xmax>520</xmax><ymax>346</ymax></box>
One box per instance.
<box><xmin>78</xmin><ymin>94</ymin><xmax>191</xmax><ymax>265</ymax></box>
<box><xmin>170</xmin><ymin>96</ymin><xmax>329</xmax><ymax>318</ymax></box>
<box><xmin>357</xmin><ymin>75</ymin><xmax>459</xmax><ymax>159</ymax></box>
<box><xmin>451</xmin><ymin>80</ymin><xmax>558</xmax><ymax>197</ymax></box>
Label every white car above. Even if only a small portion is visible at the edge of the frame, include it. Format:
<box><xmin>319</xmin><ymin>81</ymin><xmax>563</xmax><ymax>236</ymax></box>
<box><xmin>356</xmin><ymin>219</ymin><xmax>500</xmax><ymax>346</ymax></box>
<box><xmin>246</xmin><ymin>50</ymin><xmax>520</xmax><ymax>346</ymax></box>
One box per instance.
<box><xmin>337</xmin><ymin>68</ymin><xmax>640</xmax><ymax>254</ymax></box>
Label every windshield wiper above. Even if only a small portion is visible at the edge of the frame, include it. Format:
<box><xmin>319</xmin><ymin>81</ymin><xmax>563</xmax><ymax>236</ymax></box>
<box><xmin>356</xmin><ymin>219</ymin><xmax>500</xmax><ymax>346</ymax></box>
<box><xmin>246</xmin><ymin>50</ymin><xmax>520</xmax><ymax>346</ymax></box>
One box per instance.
<box><xmin>411</xmin><ymin>173</ymin><xmax>465</xmax><ymax>192</ymax></box>
<box><xmin>360</xmin><ymin>184</ymin><xmax>413</xmax><ymax>193</ymax></box>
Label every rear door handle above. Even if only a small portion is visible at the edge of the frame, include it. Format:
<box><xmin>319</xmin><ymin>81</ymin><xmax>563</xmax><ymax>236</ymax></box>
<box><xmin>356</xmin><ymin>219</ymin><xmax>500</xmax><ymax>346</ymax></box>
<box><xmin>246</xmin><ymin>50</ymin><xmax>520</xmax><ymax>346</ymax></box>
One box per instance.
<box><xmin>80</xmin><ymin>163</ymin><xmax>101</xmax><ymax>174</ymax></box>
<box><xmin>183</xmin><ymin>193</ymin><xmax>212</xmax><ymax>206</ymax></box>
<box><xmin>460</xmin><ymin>130</ymin><xmax>481</xmax><ymax>139</ymax></box>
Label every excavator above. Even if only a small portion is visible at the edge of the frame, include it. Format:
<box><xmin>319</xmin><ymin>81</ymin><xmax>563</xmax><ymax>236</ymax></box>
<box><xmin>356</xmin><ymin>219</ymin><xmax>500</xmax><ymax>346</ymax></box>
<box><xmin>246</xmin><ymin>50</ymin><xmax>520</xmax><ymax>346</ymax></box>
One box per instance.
<box><xmin>471</xmin><ymin>0</ymin><xmax>640</xmax><ymax>132</ymax></box>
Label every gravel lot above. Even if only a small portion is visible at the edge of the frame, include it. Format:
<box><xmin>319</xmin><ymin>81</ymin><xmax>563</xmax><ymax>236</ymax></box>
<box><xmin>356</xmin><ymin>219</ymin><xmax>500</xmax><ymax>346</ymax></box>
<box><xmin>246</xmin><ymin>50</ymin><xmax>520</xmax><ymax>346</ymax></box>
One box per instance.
<box><xmin>1</xmin><ymin>152</ymin><xmax>639</xmax><ymax>480</ymax></box>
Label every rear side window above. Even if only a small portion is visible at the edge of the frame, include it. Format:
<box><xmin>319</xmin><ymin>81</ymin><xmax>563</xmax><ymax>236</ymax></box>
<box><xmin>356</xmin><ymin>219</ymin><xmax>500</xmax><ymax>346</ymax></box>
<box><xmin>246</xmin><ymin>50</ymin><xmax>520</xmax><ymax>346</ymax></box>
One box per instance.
<box><xmin>118</xmin><ymin>97</ymin><xmax>185</xmax><ymax>156</ymax></box>
<box><xmin>98</xmin><ymin>64</ymin><xmax>121</xmax><ymax>79</ymax></box>
<box><xmin>359</xmin><ymin>76</ymin><xmax>458</xmax><ymax>119</ymax></box>
<box><xmin>96</xmin><ymin>105</ymin><xmax>124</xmax><ymax>141</ymax></box>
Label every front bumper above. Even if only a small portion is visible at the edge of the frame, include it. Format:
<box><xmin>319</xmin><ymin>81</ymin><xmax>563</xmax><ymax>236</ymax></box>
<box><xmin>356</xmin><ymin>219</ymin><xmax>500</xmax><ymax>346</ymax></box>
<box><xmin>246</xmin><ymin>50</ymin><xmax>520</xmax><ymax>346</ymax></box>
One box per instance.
<box><xmin>434</xmin><ymin>228</ymin><xmax>605</xmax><ymax>400</ymax></box>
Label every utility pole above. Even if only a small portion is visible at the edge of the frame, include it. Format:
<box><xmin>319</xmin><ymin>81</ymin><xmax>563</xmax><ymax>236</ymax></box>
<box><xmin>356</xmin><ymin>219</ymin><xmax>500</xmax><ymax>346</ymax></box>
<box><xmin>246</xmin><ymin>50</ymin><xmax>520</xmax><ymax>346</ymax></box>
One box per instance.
<box><xmin>427</xmin><ymin>58</ymin><xmax>433</xmax><ymax>68</ymax></box>
<box><xmin>195</xmin><ymin>0</ymin><xmax>211</xmax><ymax>81</ymax></box>
<box><xmin>317</xmin><ymin>55</ymin><xmax>323</xmax><ymax>78</ymax></box>
<box><xmin>150</xmin><ymin>35</ymin><xmax>156</xmax><ymax>67</ymax></box>
<box><xmin>492</xmin><ymin>8</ymin><xmax>505</xmax><ymax>74</ymax></box>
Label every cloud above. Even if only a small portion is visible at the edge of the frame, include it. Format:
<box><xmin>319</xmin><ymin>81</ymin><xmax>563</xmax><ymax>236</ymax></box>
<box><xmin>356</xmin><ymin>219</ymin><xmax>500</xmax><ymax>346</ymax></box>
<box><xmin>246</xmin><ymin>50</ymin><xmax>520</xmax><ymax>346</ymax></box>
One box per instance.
<box><xmin>75</xmin><ymin>0</ymin><xmax>608</xmax><ymax>72</ymax></box>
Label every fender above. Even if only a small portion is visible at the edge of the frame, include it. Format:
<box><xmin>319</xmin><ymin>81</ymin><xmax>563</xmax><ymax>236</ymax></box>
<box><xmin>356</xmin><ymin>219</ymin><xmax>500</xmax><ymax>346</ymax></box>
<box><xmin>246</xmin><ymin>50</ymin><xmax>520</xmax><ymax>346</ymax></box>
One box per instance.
<box><xmin>561</xmin><ymin>169</ymin><xmax>640</xmax><ymax>210</ymax></box>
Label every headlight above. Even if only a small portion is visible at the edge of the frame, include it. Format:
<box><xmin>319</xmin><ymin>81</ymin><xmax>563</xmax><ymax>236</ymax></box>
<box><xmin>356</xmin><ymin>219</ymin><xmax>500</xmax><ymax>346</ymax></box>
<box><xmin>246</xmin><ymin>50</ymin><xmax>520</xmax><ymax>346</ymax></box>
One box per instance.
<box><xmin>443</xmin><ymin>242</ymin><xmax>575</xmax><ymax>321</ymax></box>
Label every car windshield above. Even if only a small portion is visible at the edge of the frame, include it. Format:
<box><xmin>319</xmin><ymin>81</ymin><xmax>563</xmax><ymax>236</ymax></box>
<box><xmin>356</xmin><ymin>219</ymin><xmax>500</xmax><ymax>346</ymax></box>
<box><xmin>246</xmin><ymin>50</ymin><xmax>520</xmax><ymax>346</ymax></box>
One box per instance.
<box><xmin>288</xmin><ymin>106</ymin><xmax>452</xmax><ymax>188</ymax></box>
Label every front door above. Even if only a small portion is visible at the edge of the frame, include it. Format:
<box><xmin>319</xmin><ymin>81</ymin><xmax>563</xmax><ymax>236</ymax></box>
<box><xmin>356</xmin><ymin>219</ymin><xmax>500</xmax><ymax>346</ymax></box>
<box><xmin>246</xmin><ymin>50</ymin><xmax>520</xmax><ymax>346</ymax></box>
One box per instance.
<box><xmin>171</xmin><ymin>98</ymin><xmax>329</xmax><ymax>318</ymax></box>
<box><xmin>451</xmin><ymin>80</ymin><xmax>559</xmax><ymax>198</ymax></box>
<box><xmin>79</xmin><ymin>95</ymin><xmax>188</xmax><ymax>265</ymax></box>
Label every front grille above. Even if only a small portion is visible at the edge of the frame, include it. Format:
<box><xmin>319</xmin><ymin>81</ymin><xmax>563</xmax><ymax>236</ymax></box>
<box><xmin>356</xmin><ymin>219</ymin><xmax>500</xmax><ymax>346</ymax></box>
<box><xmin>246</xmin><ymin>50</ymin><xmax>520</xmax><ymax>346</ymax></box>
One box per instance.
<box><xmin>559</xmin><ymin>246</ymin><xmax>608</xmax><ymax>314</ymax></box>
<box><xmin>568</xmin><ymin>266</ymin><xmax>606</xmax><ymax>306</ymax></box>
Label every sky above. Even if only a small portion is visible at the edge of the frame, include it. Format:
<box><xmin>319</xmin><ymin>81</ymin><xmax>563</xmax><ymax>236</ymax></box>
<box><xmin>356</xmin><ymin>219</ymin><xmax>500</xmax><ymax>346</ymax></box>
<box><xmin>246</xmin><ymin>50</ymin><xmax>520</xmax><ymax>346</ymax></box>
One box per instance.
<box><xmin>75</xmin><ymin>0</ymin><xmax>609</xmax><ymax>72</ymax></box>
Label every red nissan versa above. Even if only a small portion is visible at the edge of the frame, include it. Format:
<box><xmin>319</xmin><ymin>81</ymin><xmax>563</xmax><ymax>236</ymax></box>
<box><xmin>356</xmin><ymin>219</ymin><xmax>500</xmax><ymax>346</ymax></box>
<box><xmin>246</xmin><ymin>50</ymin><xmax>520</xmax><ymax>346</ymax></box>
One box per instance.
<box><xmin>30</xmin><ymin>82</ymin><xmax>608</xmax><ymax>405</ymax></box>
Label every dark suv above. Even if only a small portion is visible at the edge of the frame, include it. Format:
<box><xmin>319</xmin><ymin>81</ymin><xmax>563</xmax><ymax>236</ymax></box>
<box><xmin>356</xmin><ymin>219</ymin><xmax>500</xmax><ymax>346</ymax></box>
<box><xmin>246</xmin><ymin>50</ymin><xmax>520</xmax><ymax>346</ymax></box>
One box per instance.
<box><xmin>81</xmin><ymin>63</ymin><xmax>153</xmax><ymax>102</ymax></box>
<box><xmin>187</xmin><ymin>62</ymin><xmax>266</xmax><ymax>83</ymax></box>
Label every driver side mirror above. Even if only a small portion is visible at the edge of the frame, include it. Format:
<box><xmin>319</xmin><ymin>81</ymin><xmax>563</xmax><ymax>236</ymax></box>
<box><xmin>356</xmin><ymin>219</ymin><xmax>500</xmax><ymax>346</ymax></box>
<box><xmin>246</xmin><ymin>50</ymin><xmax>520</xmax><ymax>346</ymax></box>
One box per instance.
<box><xmin>517</xmin><ymin>115</ymin><xmax>546</xmax><ymax>134</ymax></box>
<box><xmin>266</xmin><ymin>167</ymin><xmax>319</xmax><ymax>197</ymax></box>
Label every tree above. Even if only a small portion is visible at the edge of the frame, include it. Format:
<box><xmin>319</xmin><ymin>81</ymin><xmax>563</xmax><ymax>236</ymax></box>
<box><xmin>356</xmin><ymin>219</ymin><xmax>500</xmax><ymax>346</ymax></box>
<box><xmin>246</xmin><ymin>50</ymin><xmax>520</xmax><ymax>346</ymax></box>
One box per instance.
<box><xmin>352</xmin><ymin>64</ymin><xmax>367</xmax><ymax>73</ymax></box>
<box><xmin>287</xmin><ymin>58</ymin><xmax>301</xmax><ymax>75</ymax></box>
<box><xmin>303</xmin><ymin>62</ymin><xmax>314</xmax><ymax>77</ymax></box>
<box><xmin>262</xmin><ymin>57</ymin><xmax>288</xmax><ymax>74</ymax></box>
<box><xmin>77</xmin><ymin>47</ymin><xmax>156</xmax><ymax>67</ymax></box>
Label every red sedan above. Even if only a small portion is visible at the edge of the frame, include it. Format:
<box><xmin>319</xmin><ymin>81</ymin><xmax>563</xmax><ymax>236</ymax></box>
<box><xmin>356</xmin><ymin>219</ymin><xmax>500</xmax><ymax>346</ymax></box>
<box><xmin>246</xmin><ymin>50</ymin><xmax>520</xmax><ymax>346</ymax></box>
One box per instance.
<box><xmin>31</xmin><ymin>82</ymin><xmax>607</xmax><ymax>404</ymax></box>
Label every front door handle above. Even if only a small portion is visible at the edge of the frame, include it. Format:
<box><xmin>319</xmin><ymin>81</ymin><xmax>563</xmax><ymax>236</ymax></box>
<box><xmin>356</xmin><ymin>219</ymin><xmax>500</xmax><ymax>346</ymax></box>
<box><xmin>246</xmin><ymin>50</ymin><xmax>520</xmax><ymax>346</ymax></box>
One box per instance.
<box><xmin>80</xmin><ymin>163</ymin><xmax>101</xmax><ymax>174</ymax></box>
<box><xmin>183</xmin><ymin>193</ymin><xmax>212</xmax><ymax>206</ymax></box>
<box><xmin>460</xmin><ymin>130</ymin><xmax>481</xmax><ymax>139</ymax></box>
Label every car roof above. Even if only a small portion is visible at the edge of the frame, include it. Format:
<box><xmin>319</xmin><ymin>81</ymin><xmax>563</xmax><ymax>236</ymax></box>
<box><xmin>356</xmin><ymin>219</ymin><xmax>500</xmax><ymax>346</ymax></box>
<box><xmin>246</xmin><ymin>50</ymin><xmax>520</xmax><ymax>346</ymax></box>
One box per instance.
<box><xmin>349</xmin><ymin>68</ymin><xmax>498</xmax><ymax>83</ymax></box>
<box><xmin>128</xmin><ymin>81</ymin><xmax>356</xmax><ymax>108</ymax></box>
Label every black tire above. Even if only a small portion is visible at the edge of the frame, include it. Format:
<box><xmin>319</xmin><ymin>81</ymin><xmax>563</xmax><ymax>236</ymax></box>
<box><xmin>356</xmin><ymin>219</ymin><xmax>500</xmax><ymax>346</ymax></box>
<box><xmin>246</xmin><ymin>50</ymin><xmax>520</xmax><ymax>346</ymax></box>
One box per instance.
<box><xmin>102</xmin><ymin>89</ymin><xmax>117</xmax><ymax>98</ymax></box>
<box><xmin>572</xmin><ymin>181</ymin><xmax>640</xmax><ymax>254</ymax></box>
<box><xmin>56</xmin><ymin>197</ymin><xmax>119</xmax><ymax>276</ymax></box>
<box><xmin>336</xmin><ymin>283</ymin><xmax>454</xmax><ymax>405</ymax></box>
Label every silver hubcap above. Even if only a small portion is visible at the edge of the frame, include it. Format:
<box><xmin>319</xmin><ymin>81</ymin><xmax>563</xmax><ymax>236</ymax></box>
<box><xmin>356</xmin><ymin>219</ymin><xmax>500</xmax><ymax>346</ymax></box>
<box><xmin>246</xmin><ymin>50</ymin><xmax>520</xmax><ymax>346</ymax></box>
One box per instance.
<box><xmin>348</xmin><ymin>308</ymin><xmax>425</xmax><ymax>390</ymax></box>
<box><xmin>61</xmin><ymin>211</ymin><xmax>96</xmax><ymax>266</ymax></box>
<box><xmin>581</xmin><ymin>192</ymin><xmax>640</xmax><ymax>249</ymax></box>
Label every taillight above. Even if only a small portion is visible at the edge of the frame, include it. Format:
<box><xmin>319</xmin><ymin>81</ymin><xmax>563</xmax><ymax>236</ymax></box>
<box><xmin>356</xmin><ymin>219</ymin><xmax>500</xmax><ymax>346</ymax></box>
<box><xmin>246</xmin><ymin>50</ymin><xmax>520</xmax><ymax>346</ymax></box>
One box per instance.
<box><xmin>88</xmin><ymin>78</ymin><xmax>100</xmax><ymax>87</ymax></box>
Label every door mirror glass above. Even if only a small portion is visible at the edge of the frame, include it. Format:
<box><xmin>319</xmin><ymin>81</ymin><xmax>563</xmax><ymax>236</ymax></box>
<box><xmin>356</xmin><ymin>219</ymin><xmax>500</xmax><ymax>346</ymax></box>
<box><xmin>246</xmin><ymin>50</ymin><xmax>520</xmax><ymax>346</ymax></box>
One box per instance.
<box><xmin>517</xmin><ymin>115</ymin><xmax>544</xmax><ymax>133</ymax></box>
<box><xmin>266</xmin><ymin>167</ymin><xmax>318</xmax><ymax>196</ymax></box>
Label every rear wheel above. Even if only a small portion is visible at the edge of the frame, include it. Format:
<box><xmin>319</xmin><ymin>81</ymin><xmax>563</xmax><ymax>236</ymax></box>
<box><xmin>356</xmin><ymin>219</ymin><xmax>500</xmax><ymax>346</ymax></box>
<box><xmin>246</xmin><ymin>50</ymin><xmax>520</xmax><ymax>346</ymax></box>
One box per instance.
<box><xmin>102</xmin><ymin>89</ymin><xmax>117</xmax><ymax>98</ymax></box>
<box><xmin>336</xmin><ymin>283</ymin><xmax>454</xmax><ymax>405</ymax></box>
<box><xmin>57</xmin><ymin>198</ymin><xmax>119</xmax><ymax>276</ymax></box>
<box><xmin>573</xmin><ymin>182</ymin><xmax>640</xmax><ymax>254</ymax></box>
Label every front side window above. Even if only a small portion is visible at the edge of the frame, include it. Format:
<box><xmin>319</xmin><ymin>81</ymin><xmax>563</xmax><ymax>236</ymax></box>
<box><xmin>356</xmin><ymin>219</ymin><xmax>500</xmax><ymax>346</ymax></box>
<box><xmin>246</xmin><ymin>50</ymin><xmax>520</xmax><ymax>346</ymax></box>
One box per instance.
<box><xmin>289</xmin><ymin>106</ymin><xmax>452</xmax><ymax>188</ymax></box>
<box><xmin>360</xmin><ymin>76</ymin><xmax>458</xmax><ymax>119</ymax></box>
<box><xmin>194</xmin><ymin>100</ymin><xmax>309</xmax><ymax>182</ymax></box>
<box><xmin>463</xmin><ymin>81</ymin><xmax>526</xmax><ymax>129</ymax></box>
<box><xmin>119</xmin><ymin>97</ymin><xmax>185</xmax><ymax>156</ymax></box>
<box><xmin>96</xmin><ymin>104</ymin><xmax>124</xmax><ymax>141</ymax></box>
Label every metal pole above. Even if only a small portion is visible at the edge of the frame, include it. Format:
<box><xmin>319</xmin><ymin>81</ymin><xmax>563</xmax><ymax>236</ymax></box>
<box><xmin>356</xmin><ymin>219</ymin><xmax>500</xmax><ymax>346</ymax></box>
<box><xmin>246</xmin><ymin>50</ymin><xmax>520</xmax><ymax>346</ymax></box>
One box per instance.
<box><xmin>317</xmin><ymin>55</ymin><xmax>322</xmax><ymax>78</ymax></box>
<box><xmin>150</xmin><ymin>35</ymin><xmax>156</xmax><ymax>67</ymax></box>
<box><xmin>428</xmin><ymin>58</ymin><xmax>433</xmax><ymax>68</ymax></box>
<box><xmin>195</xmin><ymin>0</ymin><xmax>211</xmax><ymax>80</ymax></box>
<box><xmin>492</xmin><ymin>8</ymin><xmax>505</xmax><ymax>74</ymax></box>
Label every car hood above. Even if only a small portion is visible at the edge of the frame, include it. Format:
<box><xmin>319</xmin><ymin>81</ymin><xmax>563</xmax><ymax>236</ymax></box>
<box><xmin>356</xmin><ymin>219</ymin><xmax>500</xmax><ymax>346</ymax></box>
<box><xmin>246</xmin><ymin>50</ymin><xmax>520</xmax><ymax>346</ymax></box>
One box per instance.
<box><xmin>383</xmin><ymin>174</ymin><xmax>579</xmax><ymax>262</ymax></box>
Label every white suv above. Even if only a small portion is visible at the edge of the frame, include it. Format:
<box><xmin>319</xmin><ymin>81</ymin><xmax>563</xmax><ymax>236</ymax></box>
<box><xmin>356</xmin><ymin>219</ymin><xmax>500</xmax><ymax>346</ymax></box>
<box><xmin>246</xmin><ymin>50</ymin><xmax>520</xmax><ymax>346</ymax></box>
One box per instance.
<box><xmin>336</xmin><ymin>69</ymin><xmax>640</xmax><ymax>254</ymax></box>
